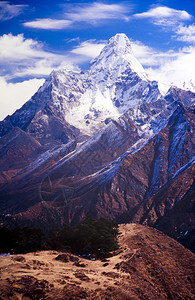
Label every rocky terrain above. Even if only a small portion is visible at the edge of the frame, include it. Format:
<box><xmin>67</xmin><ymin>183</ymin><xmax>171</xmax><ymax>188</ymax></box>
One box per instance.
<box><xmin>0</xmin><ymin>224</ymin><xmax>194</xmax><ymax>300</ymax></box>
<box><xmin>0</xmin><ymin>103</ymin><xmax>193</xmax><ymax>251</ymax></box>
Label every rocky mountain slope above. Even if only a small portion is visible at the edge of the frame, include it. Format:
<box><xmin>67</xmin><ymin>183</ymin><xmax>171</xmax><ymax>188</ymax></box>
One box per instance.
<box><xmin>0</xmin><ymin>224</ymin><xmax>194</xmax><ymax>300</ymax></box>
<box><xmin>0</xmin><ymin>33</ymin><xmax>194</xmax><ymax>251</ymax></box>
<box><xmin>1</xmin><ymin>102</ymin><xmax>194</xmax><ymax>247</ymax></box>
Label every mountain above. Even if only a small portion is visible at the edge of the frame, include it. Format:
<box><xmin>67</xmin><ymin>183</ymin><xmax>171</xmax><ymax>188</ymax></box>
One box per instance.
<box><xmin>0</xmin><ymin>34</ymin><xmax>160</xmax><ymax>142</ymax></box>
<box><xmin>170</xmin><ymin>79</ymin><xmax>195</xmax><ymax>94</ymax></box>
<box><xmin>0</xmin><ymin>33</ymin><xmax>194</xmax><ymax>251</ymax></box>
<box><xmin>2</xmin><ymin>102</ymin><xmax>192</xmax><ymax>250</ymax></box>
<box><xmin>0</xmin><ymin>224</ymin><xmax>194</xmax><ymax>299</ymax></box>
<box><xmin>0</xmin><ymin>96</ymin><xmax>177</xmax><ymax>216</ymax></box>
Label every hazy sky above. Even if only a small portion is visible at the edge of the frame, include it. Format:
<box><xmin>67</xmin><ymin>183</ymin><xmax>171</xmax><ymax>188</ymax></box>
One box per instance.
<box><xmin>0</xmin><ymin>0</ymin><xmax>195</xmax><ymax>120</ymax></box>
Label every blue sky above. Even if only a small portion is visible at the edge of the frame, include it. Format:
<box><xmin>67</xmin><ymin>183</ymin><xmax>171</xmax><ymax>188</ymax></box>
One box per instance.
<box><xmin>0</xmin><ymin>0</ymin><xmax>195</xmax><ymax>120</ymax></box>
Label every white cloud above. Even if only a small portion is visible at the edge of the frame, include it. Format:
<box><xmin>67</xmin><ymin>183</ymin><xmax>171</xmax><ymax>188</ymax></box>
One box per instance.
<box><xmin>23</xmin><ymin>2</ymin><xmax>131</xmax><ymax>30</ymax></box>
<box><xmin>66</xmin><ymin>37</ymin><xmax>80</xmax><ymax>43</ymax></box>
<box><xmin>131</xmin><ymin>40</ymin><xmax>178</xmax><ymax>67</ymax></box>
<box><xmin>0</xmin><ymin>1</ymin><xmax>27</xmax><ymax>21</ymax></box>
<box><xmin>131</xmin><ymin>40</ymin><xmax>195</xmax><ymax>93</ymax></box>
<box><xmin>71</xmin><ymin>41</ymin><xmax>106</xmax><ymax>58</ymax></box>
<box><xmin>147</xmin><ymin>46</ymin><xmax>195</xmax><ymax>83</ymax></box>
<box><xmin>0</xmin><ymin>33</ymin><xmax>76</xmax><ymax>80</ymax></box>
<box><xmin>0</xmin><ymin>77</ymin><xmax>45</xmax><ymax>121</ymax></box>
<box><xmin>65</xmin><ymin>2</ymin><xmax>130</xmax><ymax>24</ymax></box>
<box><xmin>133</xmin><ymin>5</ymin><xmax>195</xmax><ymax>48</ymax></box>
<box><xmin>24</xmin><ymin>18</ymin><xmax>73</xmax><ymax>30</ymax></box>
<box><xmin>0</xmin><ymin>33</ymin><xmax>46</xmax><ymax>61</ymax></box>
<box><xmin>134</xmin><ymin>6</ymin><xmax>191</xmax><ymax>26</ymax></box>
<box><xmin>132</xmin><ymin>5</ymin><xmax>195</xmax><ymax>87</ymax></box>
<box><xmin>131</xmin><ymin>41</ymin><xmax>157</xmax><ymax>66</ymax></box>
<box><xmin>176</xmin><ymin>24</ymin><xmax>195</xmax><ymax>43</ymax></box>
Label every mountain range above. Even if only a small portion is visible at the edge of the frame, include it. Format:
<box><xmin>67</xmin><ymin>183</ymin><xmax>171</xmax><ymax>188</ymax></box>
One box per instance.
<box><xmin>0</xmin><ymin>33</ymin><xmax>194</xmax><ymax>252</ymax></box>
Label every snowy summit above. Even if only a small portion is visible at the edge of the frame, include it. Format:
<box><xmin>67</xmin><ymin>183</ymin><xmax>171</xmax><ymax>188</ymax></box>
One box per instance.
<box><xmin>33</xmin><ymin>33</ymin><xmax>160</xmax><ymax>136</ymax></box>
<box><xmin>90</xmin><ymin>33</ymin><xmax>148</xmax><ymax>81</ymax></box>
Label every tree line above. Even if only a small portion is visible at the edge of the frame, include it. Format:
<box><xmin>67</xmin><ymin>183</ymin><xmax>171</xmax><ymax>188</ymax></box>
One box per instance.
<box><xmin>0</xmin><ymin>217</ymin><xmax>119</xmax><ymax>258</ymax></box>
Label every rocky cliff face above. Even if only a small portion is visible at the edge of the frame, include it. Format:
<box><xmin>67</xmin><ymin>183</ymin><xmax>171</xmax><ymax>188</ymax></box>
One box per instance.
<box><xmin>0</xmin><ymin>34</ymin><xmax>194</xmax><ymax>251</ymax></box>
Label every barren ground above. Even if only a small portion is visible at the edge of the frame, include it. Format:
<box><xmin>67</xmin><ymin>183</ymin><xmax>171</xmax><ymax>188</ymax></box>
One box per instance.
<box><xmin>0</xmin><ymin>223</ymin><xmax>194</xmax><ymax>299</ymax></box>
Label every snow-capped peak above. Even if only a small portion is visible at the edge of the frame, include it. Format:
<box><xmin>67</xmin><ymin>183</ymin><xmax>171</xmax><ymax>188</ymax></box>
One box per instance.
<box><xmin>0</xmin><ymin>34</ymin><xmax>161</xmax><ymax>139</ymax></box>
<box><xmin>26</xmin><ymin>34</ymin><xmax>160</xmax><ymax>137</ymax></box>
<box><xmin>99</xmin><ymin>33</ymin><xmax>134</xmax><ymax>57</ymax></box>
<box><xmin>90</xmin><ymin>33</ymin><xmax>148</xmax><ymax>81</ymax></box>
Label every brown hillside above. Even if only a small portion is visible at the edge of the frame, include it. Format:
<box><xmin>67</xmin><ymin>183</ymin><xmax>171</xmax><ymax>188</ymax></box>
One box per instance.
<box><xmin>0</xmin><ymin>224</ymin><xmax>194</xmax><ymax>299</ymax></box>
